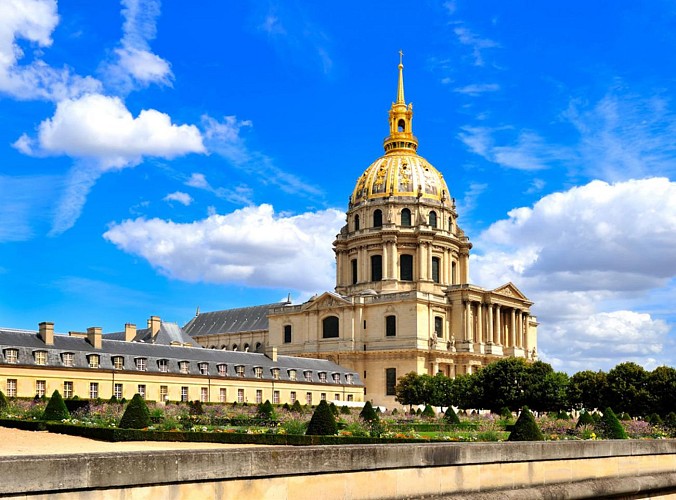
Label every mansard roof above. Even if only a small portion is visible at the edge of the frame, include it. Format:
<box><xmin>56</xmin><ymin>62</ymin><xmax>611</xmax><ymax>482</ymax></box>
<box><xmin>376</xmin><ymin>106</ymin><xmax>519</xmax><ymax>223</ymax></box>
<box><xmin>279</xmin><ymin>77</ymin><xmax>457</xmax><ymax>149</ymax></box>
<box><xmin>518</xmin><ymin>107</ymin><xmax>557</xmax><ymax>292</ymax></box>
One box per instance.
<box><xmin>183</xmin><ymin>303</ymin><xmax>285</xmax><ymax>337</ymax></box>
<box><xmin>104</xmin><ymin>322</ymin><xmax>197</xmax><ymax>346</ymax></box>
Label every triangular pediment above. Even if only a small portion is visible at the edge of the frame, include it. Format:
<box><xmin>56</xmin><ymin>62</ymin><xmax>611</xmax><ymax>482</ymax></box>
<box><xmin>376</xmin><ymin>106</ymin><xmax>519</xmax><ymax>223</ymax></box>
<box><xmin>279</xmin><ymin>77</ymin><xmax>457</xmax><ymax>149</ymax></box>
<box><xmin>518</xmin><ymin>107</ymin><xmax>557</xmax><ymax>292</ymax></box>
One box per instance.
<box><xmin>491</xmin><ymin>282</ymin><xmax>529</xmax><ymax>301</ymax></box>
<box><xmin>301</xmin><ymin>291</ymin><xmax>351</xmax><ymax>311</ymax></box>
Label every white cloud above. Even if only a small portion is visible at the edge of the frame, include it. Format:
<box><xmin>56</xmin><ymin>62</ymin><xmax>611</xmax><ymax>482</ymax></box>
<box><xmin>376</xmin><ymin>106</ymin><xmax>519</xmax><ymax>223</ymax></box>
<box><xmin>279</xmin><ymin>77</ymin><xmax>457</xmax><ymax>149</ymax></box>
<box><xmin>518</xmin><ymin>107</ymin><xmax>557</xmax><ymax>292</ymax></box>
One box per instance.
<box><xmin>453</xmin><ymin>83</ymin><xmax>500</xmax><ymax>96</ymax></box>
<box><xmin>103</xmin><ymin>204</ymin><xmax>344</xmax><ymax>293</ymax></box>
<box><xmin>163</xmin><ymin>191</ymin><xmax>193</xmax><ymax>206</ymax></box>
<box><xmin>0</xmin><ymin>0</ymin><xmax>100</xmax><ymax>100</ymax></box>
<box><xmin>453</xmin><ymin>26</ymin><xmax>499</xmax><ymax>67</ymax></box>
<box><xmin>102</xmin><ymin>0</ymin><xmax>172</xmax><ymax>90</ymax></box>
<box><xmin>471</xmin><ymin>177</ymin><xmax>676</xmax><ymax>371</ymax></box>
<box><xmin>184</xmin><ymin>172</ymin><xmax>253</xmax><ymax>205</ymax></box>
<box><xmin>18</xmin><ymin>93</ymin><xmax>204</xmax><ymax>169</ymax></box>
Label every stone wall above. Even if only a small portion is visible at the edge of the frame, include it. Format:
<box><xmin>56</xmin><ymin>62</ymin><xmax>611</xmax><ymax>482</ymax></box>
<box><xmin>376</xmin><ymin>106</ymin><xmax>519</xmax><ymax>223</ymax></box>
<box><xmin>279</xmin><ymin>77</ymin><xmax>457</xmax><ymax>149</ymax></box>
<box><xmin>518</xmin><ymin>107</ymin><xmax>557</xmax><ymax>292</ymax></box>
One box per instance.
<box><xmin>2</xmin><ymin>440</ymin><xmax>676</xmax><ymax>499</ymax></box>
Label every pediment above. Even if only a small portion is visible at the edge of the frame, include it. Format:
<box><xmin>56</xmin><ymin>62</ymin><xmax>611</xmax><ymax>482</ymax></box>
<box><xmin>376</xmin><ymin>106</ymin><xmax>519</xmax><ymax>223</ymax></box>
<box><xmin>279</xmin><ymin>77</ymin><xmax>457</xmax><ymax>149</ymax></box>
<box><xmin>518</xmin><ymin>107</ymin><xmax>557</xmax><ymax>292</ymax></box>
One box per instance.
<box><xmin>491</xmin><ymin>282</ymin><xmax>529</xmax><ymax>301</ymax></box>
<box><xmin>301</xmin><ymin>292</ymin><xmax>351</xmax><ymax>311</ymax></box>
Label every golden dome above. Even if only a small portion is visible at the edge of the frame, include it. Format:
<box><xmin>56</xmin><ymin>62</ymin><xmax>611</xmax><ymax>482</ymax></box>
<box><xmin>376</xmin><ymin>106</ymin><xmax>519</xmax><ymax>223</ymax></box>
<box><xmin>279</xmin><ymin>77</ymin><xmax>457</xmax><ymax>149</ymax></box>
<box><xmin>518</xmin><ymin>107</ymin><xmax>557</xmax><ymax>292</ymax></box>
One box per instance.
<box><xmin>350</xmin><ymin>53</ymin><xmax>452</xmax><ymax>208</ymax></box>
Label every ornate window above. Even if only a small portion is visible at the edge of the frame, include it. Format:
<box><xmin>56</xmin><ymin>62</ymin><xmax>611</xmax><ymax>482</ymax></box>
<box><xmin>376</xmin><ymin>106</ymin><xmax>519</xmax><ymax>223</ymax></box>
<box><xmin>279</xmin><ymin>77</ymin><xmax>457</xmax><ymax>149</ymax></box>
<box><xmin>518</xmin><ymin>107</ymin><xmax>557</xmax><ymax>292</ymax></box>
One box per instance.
<box><xmin>371</xmin><ymin>255</ymin><xmax>382</xmax><ymax>281</ymax></box>
<box><xmin>4</xmin><ymin>349</ymin><xmax>18</xmax><ymax>364</ymax></box>
<box><xmin>322</xmin><ymin>316</ymin><xmax>339</xmax><ymax>339</ymax></box>
<box><xmin>432</xmin><ymin>257</ymin><xmax>440</xmax><ymax>283</ymax></box>
<box><xmin>400</xmin><ymin>254</ymin><xmax>413</xmax><ymax>281</ymax></box>
<box><xmin>284</xmin><ymin>324</ymin><xmax>292</xmax><ymax>343</ymax></box>
<box><xmin>346</xmin><ymin>374</ymin><xmax>354</xmax><ymax>384</ymax></box>
<box><xmin>401</xmin><ymin>208</ymin><xmax>411</xmax><ymax>226</ymax></box>
<box><xmin>232</xmin><ymin>344</ymin><xmax>238</xmax><ymax>351</ymax></box>
<box><xmin>354</xmin><ymin>214</ymin><xmax>360</xmax><ymax>231</ymax></box>
<box><xmin>386</xmin><ymin>315</ymin><xmax>397</xmax><ymax>337</ymax></box>
<box><xmin>373</xmin><ymin>209</ymin><xmax>383</xmax><ymax>228</ymax></box>
<box><xmin>429</xmin><ymin>211</ymin><xmax>437</xmax><ymax>228</ymax></box>
<box><xmin>62</xmin><ymin>352</ymin><xmax>74</xmax><ymax>367</ymax></box>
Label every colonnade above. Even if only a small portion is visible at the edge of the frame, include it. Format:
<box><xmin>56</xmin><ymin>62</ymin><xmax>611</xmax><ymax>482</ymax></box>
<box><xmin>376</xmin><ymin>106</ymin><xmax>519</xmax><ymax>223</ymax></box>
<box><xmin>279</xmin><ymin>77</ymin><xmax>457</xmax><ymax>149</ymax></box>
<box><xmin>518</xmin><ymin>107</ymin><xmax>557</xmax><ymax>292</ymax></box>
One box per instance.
<box><xmin>461</xmin><ymin>300</ymin><xmax>529</xmax><ymax>351</ymax></box>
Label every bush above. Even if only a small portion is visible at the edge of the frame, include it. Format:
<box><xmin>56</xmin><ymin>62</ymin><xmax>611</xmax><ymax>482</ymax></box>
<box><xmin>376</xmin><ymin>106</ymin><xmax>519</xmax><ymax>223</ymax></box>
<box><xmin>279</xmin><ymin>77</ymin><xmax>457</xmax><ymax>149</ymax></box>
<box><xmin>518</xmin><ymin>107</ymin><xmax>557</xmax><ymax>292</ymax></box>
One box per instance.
<box><xmin>42</xmin><ymin>390</ymin><xmax>70</xmax><ymax>421</ymax></box>
<box><xmin>508</xmin><ymin>407</ymin><xmax>543</xmax><ymax>441</ymax></box>
<box><xmin>576</xmin><ymin>411</ymin><xmax>596</xmax><ymax>428</ymax></box>
<box><xmin>108</xmin><ymin>396</ymin><xmax>119</xmax><ymax>404</ymax></box>
<box><xmin>444</xmin><ymin>407</ymin><xmax>460</xmax><ymax>424</ymax></box>
<box><xmin>0</xmin><ymin>391</ymin><xmax>9</xmax><ymax>412</ymax></box>
<box><xmin>189</xmin><ymin>400</ymin><xmax>204</xmax><ymax>416</ymax></box>
<box><xmin>340</xmin><ymin>405</ymin><xmax>351</xmax><ymax>415</ymax></box>
<box><xmin>282</xmin><ymin>402</ymin><xmax>290</xmax><ymax>411</ymax></box>
<box><xmin>554</xmin><ymin>410</ymin><xmax>571</xmax><ymax>420</ymax></box>
<box><xmin>665</xmin><ymin>412</ymin><xmax>676</xmax><ymax>429</ymax></box>
<box><xmin>415</xmin><ymin>408</ymin><xmax>422</xmax><ymax>416</ymax></box>
<box><xmin>421</xmin><ymin>405</ymin><xmax>436</xmax><ymax>419</ymax></box>
<box><xmin>257</xmin><ymin>400</ymin><xmax>275</xmax><ymax>420</ymax></box>
<box><xmin>329</xmin><ymin>402</ymin><xmax>339</xmax><ymax>416</ymax></box>
<box><xmin>499</xmin><ymin>407</ymin><xmax>512</xmax><ymax>419</ymax></box>
<box><xmin>306</xmin><ymin>400</ymin><xmax>338</xmax><ymax>436</ymax></box>
<box><xmin>619</xmin><ymin>412</ymin><xmax>632</xmax><ymax>421</ymax></box>
<box><xmin>291</xmin><ymin>400</ymin><xmax>303</xmax><ymax>413</ymax></box>
<box><xmin>647</xmin><ymin>413</ymin><xmax>663</xmax><ymax>425</ymax></box>
<box><xmin>599</xmin><ymin>407</ymin><xmax>628</xmax><ymax>439</ymax></box>
<box><xmin>391</xmin><ymin>408</ymin><xmax>398</xmax><ymax>416</ymax></box>
<box><xmin>359</xmin><ymin>401</ymin><xmax>378</xmax><ymax>422</ymax></box>
<box><xmin>119</xmin><ymin>394</ymin><xmax>151</xmax><ymax>429</ymax></box>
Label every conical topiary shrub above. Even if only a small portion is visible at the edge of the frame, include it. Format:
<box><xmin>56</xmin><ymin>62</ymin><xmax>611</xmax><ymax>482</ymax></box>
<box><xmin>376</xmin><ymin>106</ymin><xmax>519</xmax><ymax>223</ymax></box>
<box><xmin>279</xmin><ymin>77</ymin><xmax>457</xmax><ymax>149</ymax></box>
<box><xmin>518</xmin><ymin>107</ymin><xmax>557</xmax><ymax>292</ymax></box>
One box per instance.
<box><xmin>291</xmin><ymin>400</ymin><xmax>303</xmax><ymax>413</ymax></box>
<box><xmin>0</xmin><ymin>390</ymin><xmax>9</xmax><ymax>412</ymax></box>
<box><xmin>421</xmin><ymin>404</ymin><xmax>436</xmax><ymax>419</ymax></box>
<box><xmin>359</xmin><ymin>401</ymin><xmax>378</xmax><ymax>422</ymax></box>
<box><xmin>340</xmin><ymin>405</ymin><xmax>351</xmax><ymax>415</ymax></box>
<box><xmin>329</xmin><ymin>402</ymin><xmax>339</xmax><ymax>416</ymax></box>
<box><xmin>257</xmin><ymin>400</ymin><xmax>275</xmax><ymax>420</ymax></box>
<box><xmin>444</xmin><ymin>407</ymin><xmax>460</xmax><ymax>424</ymax></box>
<box><xmin>119</xmin><ymin>393</ymin><xmax>151</xmax><ymax>429</ymax></box>
<box><xmin>305</xmin><ymin>400</ymin><xmax>338</xmax><ymax>436</ymax></box>
<box><xmin>508</xmin><ymin>407</ymin><xmax>544</xmax><ymax>441</ymax></box>
<box><xmin>599</xmin><ymin>407</ymin><xmax>628</xmax><ymax>439</ymax></box>
<box><xmin>665</xmin><ymin>412</ymin><xmax>676</xmax><ymax>429</ymax></box>
<box><xmin>42</xmin><ymin>390</ymin><xmax>70</xmax><ymax>421</ymax></box>
<box><xmin>576</xmin><ymin>410</ymin><xmax>596</xmax><ymax>428</ymax></box>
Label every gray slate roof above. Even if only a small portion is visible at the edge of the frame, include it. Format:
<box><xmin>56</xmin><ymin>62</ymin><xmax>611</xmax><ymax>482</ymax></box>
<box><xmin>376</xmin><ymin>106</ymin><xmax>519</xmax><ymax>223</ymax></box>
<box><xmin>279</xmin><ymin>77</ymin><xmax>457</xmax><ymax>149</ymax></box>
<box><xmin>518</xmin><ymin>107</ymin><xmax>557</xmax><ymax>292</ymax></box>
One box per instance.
<box><xmin>183</xmin><ymin>303</ymin><xmax>284</xmax><ymax>337</ymax></box>
<box><xmin>104</xmin><ymin>322</ymin><xmax>197</xmax><ymax>347</ymax></box>
<box><xmin>0</xmin><ymin>327</ymin><xmax>362</xmax><ymax>385</ymax></box>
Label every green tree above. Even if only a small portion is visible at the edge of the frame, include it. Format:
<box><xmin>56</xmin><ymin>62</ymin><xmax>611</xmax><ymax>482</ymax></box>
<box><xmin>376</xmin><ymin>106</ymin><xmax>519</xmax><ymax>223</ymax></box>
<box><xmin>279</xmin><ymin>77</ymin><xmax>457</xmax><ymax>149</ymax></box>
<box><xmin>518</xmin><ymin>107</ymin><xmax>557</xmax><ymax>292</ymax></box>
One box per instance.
<box><xmin>606</xmin><ymin>362</ymin><xmax>649</xmax><ymax>417</ymax></box>
<box><xmin>359</xmin><ymin>401</ymin><xmax>378</xmax><ymax>422</ymax></box>
<box><xmin>646</xmin><ymin>366</ymin><xmax>676</xmax><ymax>416</ymax></box>
<box><xmin>576</xmin><ymin>410</ymin><xmax>596</xmax><ymax>428</ymax></box>
<box><xmin>524</xmin><ymin>362</ymin><xmax>569</xmax><ymax>412</ymax></box>
<box><xmin>119</xmin><ymin>394</ymin><xmax>151</xmax><ymax>429</ymax></box>
<box><xmin>568</xmin><ymin>370</ymin><xmax>608</xmax><ymax>411</ymax></box>
<box><xmin>41</xmin><ymin>390</ymin><xmax>70</xmax><ymax>421</ymax></box>
<box><xmin>291</xmin><ymin>400</ymin><xmax>303</xmax><ymax>413</ymax></box>
<box><xmin>508</xmin><ymin>407</ymin><xmax>543</xmax><ymax>441</ymax></box>
<box><xmin>599</xmin><ymin>407</ymin><xmax>628</xmax><ymax>439</ymax></box>
<box><xmin>395</xmin><ymin>372</ymin><xmax>425</xmax><ymax>410</ymax></box>
<box><xmin>0</xmin><ymin>390</ymin><xmax>9</xmax><ymax>412</ymax></box>
<box><xmin>444</xmin><ymin>407</ymin><xmax>460</xmax><ymax>424</ymax></box>
<box><xmin>305</xmin><ymin>400</ymin><xmax>337</xmax><ymax>436</ymax></box>
<box><xmin>475</xmin><ymin>357</ymin><xmax>529</xmax><ymax>412</ymax></box>
<box><xmin>256</xmin><ymin>400</ymin><xmax>275</xmax><ymax>420</ymax></box>
<box><xmin>421</xmin><ymin>404</ymin><xmax>436</xmax><ymax>418</ymax></box>
<box><xmin>428</xmin><ymin>373</ymin><xmax>454</xmax><ymax>411</ymax></box>
<box><xmin>449</xmin><ymin>373</ymin><xmax>480</xmax><ymax>410</ymax></box>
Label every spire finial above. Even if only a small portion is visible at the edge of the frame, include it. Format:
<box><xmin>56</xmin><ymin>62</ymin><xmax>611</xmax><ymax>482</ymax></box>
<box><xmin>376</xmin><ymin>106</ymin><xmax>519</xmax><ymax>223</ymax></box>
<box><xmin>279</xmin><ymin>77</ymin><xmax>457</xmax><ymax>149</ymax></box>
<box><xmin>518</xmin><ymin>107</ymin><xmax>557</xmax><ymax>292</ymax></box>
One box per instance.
<box><xmin>396</xmin><ymin>50</ymin><xmax>405</xmax><ymax>104</ymax></box>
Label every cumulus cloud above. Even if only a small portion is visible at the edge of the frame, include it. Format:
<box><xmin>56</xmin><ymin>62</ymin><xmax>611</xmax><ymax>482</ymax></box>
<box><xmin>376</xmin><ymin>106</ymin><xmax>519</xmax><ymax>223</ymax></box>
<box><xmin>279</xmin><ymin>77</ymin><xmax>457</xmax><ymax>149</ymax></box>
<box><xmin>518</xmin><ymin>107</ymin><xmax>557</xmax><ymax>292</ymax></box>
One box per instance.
<box><xmin>103</xmin><ymin>204</ymin><xmax>344</xmax><ymax>293</ymax></box>
<box><xmin>102</xmin><ymin>0</ymin><xmax>172</xmax><ymax>91</ymax></box>
<box><xmin>163</xmin><ymin>191</ymin><xmax>192</xmax><ymax>206</ymax></box>
<box><xmin>0</xmin><ymin>0</ymin><xmax>100</xmax><ymax>100</ymax></box>
<box><xmin>471</xmin><ymin>177</ymin><xmax>676</xmax><ymax>371</ymax></box>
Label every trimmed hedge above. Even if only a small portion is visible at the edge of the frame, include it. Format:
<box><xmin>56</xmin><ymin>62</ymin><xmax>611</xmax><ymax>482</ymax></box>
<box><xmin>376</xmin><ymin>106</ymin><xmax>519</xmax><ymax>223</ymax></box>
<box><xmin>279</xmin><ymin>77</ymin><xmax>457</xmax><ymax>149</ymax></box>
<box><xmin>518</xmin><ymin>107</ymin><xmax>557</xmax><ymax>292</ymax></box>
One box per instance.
<box><xmin>359</xmin><ymin>401</ymin><xmax>378</xmax><ymax>422</ymax></box>
<box><xmin>599</xmin><ymin>407</ymin><xmax>628</xmax><ymax>439</ymax></box>
<box><xmin>444</xmin><ymin>407</ymin><xmax>461</xmax><ymax>424</ymax></box>
<box><xmin>119</xmin><ymin>394</ymin><xmax>151</xmax><ymax>429</ymax></box>
<box><xmin>508</xmin><ymin>407</ymin><xmax>543</xmax><ymax>441</ymax></box>
<box><xmin>576</xmin><ymin>411</ymin><xmax>596</xmax><ymax>428</ymax></box>
<box><xmin>306</xmin><ymin>400</ymin><xmax>337</xmax><ymax>436</ymax></box>
<box><xmin>42</xmin><ymin>390</ymin><xmax>70</xmax><ymax>421</ymax></box>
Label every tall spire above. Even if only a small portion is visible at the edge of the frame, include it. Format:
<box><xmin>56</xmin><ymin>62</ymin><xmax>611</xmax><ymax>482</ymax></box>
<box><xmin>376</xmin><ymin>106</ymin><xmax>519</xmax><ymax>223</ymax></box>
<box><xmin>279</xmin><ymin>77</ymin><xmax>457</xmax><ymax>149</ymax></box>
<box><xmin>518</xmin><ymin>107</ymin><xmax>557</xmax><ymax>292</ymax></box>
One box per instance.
<box><xmin>383</xmin><ymin>51</ymin><xmax>418</xmax><ymax>154</ymax></box>
<box><xmin>396</xmin><ymin>50</ymin><xmax>405</xmax><ymax>104</ymax></box>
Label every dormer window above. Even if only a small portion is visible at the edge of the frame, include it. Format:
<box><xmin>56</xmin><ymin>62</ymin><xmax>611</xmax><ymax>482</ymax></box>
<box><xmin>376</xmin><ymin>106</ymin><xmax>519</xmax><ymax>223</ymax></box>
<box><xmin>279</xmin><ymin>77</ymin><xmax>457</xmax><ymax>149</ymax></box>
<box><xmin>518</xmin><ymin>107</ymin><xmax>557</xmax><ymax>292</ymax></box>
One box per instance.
<box><xmin>346</xmin><ymin>374</ymin><xmax>353</xmax><ymax>384</ymax></box>
<box><xmin>271</xmin><ymin>368</ymin><xmax>280</xmax><ymax>380</ymax></box>
<box><xmin>332</xmin><ymin>373</ymin><xmax>341</xmax><ymax>383</ymax></box>
<box><xmin>135</xmin><ymin>358</ymin><xmax>147</xmax><ymax>371</ymax></box>
<box><xmin>254</xmin><ymin>367</ymin><xmax>263</xmax><ymax>379</ymax></box>
<box><xmin>88</xmin><ymin>354</ymin><xmax>100</xmax><ymax>369</ymax></box>
<box><xmin>179</xmin><ymin>361</ymin><xmax>189</xmax><ymax>374</ymax></box>
<box><xmin>288</xmin><ymin>369</ymin><xmax>297</xmax><ymax>381</ymax></box>
<box><xmin>217</xmin><ymin>364</ymin><xmax>227</xmax><ymax>376</ymax></box>
<box><xmin>34</xmin><ymin>350</ymin><xmax>47</xmax><ymax>365</ymax></box>
<box><xmin>319</xmin><ymin>372</ymin><xmax>327</xmax><ymax>383</ymax></box>
<box><xmin>235</xmin><ymin>365</ymin><xmax>245</xmax><ymax>377</ymax></box>
<box><xmin>113</xmin><ymin>356</ymin><xmax>124</xmax><ymax>369</ymax></box>
<box><xmin>5</xmin><ymin>349</ymin><xmax>18</xmax><ymax>364</ymax></box>
<box><xmin>304</xmin><ymin>370</ymin><xmax>313</xmax><ymax>382</ymax></box>
<box><xmin>199</xmin><ymin>362</ymin><xmax>209</xmax><ymax>375</ymax></box>
<box><xmin>158</xmin><ymin>359</ymin><xmax>168</xmax><ymax>372</ymax></box>
<box><xmin>62</xmin><ymin>352</ymin><xmax>74</xmax><ymax>367</ymax></box>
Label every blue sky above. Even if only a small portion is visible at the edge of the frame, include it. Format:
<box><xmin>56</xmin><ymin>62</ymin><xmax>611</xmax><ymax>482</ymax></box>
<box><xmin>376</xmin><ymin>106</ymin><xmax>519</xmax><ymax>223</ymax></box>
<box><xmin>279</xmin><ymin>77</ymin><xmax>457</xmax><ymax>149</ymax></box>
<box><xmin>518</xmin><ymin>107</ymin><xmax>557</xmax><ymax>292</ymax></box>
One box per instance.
<box><xmin>1</xmin><ymin>0</ymin><xmax>675</xmax><ymax>373</ymax></box>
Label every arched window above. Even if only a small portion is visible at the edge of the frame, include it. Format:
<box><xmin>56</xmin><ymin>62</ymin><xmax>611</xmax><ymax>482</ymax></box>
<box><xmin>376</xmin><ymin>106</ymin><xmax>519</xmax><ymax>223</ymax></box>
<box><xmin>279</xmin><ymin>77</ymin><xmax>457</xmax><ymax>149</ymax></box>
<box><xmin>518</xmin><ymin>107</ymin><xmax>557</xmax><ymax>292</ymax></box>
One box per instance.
<box><xmin>385</xmin><ymin>315</ymin><xmax>396</xmax><ymax>337</ymax></box>
<box><xmin>351</xmin><ymin>259</ymin><xmax>358</xmax><ymax>284</ymax></box>
<box><xmin>221</xmin><ymin>344</ymin><xmax>227</xmax><ymax>350</ymax></box>
<box><xmin>397</xmin><ymin>119</ymin><xmax>405</xmax><ymax>132</ymax></box>
<box><xmin>432</xmin><ymin>257</ymin><xmax>440</xmax><ymax>283</ymax></box>
<box><xmin>400</xmin><ymin>254</ymin><xmax>413</xmax><ymax>281</ymax></box>
<box><xmin>354</xmin><ymin>214</ymin><xmax>360</xmax><ymax>231</ymax></box>
<box><xmin>373</xmin><ymin>209</ymin><xmax>382</xmax><ymax>228</ymax></box>
<box><xmin>322</xmin><ymin>316</ymin><xmax>339</xmax><ymax>338</ymax></box>
<box><xmin>401</xmin><ymin>208</ymin><xmax>411</xmax><ymax>226</ymax></box>
<box><xmin>244</xmin><ymin>343</ymin><xmax>250</xmax><ymax>352</ymax></box>
<box><xmin>232</xmin><ymin>344</ymin><xmax>238</xmax><ymax>351</ymax></box>
<box><xmin>255</xmin><ymin>342</ymin><xmax>262</xmax><ymax>352</ymax></box>
<box><xmin>429</xmin><ymin>211</ymin><xmax>437</xmax><ymax>228</ymax></box>
<box><xmin>371</xmin><ymin>255</ymin><xmax>382</xmax><ymax>281</ymax></box>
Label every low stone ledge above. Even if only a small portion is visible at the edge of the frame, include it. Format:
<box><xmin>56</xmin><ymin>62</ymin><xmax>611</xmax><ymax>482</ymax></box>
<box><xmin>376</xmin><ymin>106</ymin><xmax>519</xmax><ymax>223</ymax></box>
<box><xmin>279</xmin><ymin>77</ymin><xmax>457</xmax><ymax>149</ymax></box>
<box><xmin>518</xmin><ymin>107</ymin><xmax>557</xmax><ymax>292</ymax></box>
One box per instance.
<box><xmin>1</xmin><ymin>440</ymin><xmax>675</xmax><ymax>496</ymax></box>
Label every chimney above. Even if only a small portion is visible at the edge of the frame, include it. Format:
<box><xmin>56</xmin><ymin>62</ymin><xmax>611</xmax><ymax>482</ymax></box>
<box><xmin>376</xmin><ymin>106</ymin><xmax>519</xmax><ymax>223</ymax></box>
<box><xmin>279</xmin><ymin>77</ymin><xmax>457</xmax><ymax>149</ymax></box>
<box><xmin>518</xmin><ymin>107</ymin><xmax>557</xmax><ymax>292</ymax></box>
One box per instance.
<box><xmin>265</xmin><ymin>346</ymin><xmax>278</xmax><ymax>362</ymax></box>
<box><xmin>87</xmin><ymin>327</ymin><xmax>102</xmax><ymax>349</ymax></box>
<box><xmin>38</xmin><ymin>322</ymin><xmax>54</xmax><ymax>345</ymax></box>
<box><xmin>148</xmin><ymin>316</ymin><xmax>161</xmax><ymax>339</ymax></box>
<box><xmin>124</xmin><ymin>323</ymin><xmax>136</xmax><ymax>342</ymax></box>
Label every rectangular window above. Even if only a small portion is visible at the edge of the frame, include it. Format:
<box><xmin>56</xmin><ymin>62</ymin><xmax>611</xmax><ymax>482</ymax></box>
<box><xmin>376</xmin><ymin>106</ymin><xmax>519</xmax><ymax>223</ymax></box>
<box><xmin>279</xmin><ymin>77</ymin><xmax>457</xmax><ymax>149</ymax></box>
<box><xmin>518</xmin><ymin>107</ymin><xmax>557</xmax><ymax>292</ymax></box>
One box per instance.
<box><xmin>219</xmin><ymin>388</ymin><xmax>226</xmax><ymax>403</ymax></box>
<box><xmin>332</xmin><ymin>373</ymin><xmax>341</xmax><ymax>383</ymax></box>
<box><xmin>320</xmin><ymin>393</ymin><xmax>326</xmax><ymax>401</ymax></box>
<box><xmin>181</xmin><ymin>386</ymin><xmax>189</xmax><ymax>402</ymax></box>
<box><xmin>62</xmin><ymin>353</ymin><xmax>73</xmax><ymax>367</ymax></box>
<box><xmin>255</xmin><ymin>389</ymin><xmax>262</xmax><ymax>404</ymax></box>
<box><xmin>236</xmin><ymin>365</ymin><xmax>245</xmax><ymax>377</ymax></box>
<box><xmin>6</xmin><ymin>379</ymin><xmax>17</xmax><ymax>398</ymax></box>
<box><xmin>158</xmin><ymin>359</ymin><xmax>168</xmax><ymax>372</ymax></box>
<box><xmin>304</xmin><ymin>371</ymin><xmax>313</xmax><ymax>382</ymax></box>
<box><xmin>160</xmin><ymin>385</ymin><xmax>168</xmax><ymax>402</ymax></box>
<box><xmin>351</xmin><ymin>258</ymin><xmax>358</xmax><ymax>284</ymax></box>
<box><xmin>386</xmin><ymin>315</ymin><xmax>396</xmax><ymax>337</ymax></box>
<box><xmin>371</xmin><ymin>255</ymin><xmax>382</xmax><ymax>281</ymax></box>
<box><xmin>306</xmin><ymin>392</ymin><xmax>312</xmax><ymax>405</ymax></box>
<box><xmin>432</xmin><ymin>257</ymin><xmax>440</xmax><ymax>283</ymax></box>
<box><xmin>135</xmin><ymin>358</ymin><xmax>147</xmax><ymax>371</ymax></box>
<box><xmin>273</xmin><ymin>390</ymin><xmax>280</xmax><ymax>404</ymax></box>
<box><xmin>36</xmin><ymin>380</ymin><xmax>46</xmax><ymax>397</ymax></box>
<box><xmin>400</xmin><ymin>254</ymin><xmax>413</xmax><ymax>281</ymax></box>
<box><xmin>137</xmin><ymin>384</ymin><xmax>146</xmax><ymax>399</ymax></box>
<box><xmin>89</xmin><ymin>382</ymin><xmax>98</xmax><ymax>399</ymax></box>
<box><xmin>217</xmin><ymin>364</ymin><xmax>227</xmax><ymax>376</ymax></box>
<box><xmin>237</xmin><ymin>388</ymin><xmax>244</xmax><ymax>403</ymax></box>
<box><xmin>114</xmin><ymin>383</ymin><xmax>123</xmax><ymax>400</ymax></box>
<box><xmin>335</xmin><ymin>393</ymin><xmax>340</xmax><ymax>401</ymax></box>
<box><xmin>199</xmin><ymin>362</ymin><xmax>209</xmax><ymax>375</ymax></box>
<box><xmin>288</xmin><ymin>369</ymin><xmax>297</xmax><ymax>381</ymax></box>
<box><xmin>435</xmin><ymin>316</ymin><xmax>443</xmax><ymax>338</ymax></box>
<box><xmin>88</xmin><ymin>355</ymin><xmax>99</xmax><ymax>368</ymax></box>
<box><xmin>346</xmin><ymin>374</ymin><xmax>353</xmax><ymax>384</ymax></box>
<box><xmin>201</xmin><ymin>387</ymin><xmax>208</xmax><ymax>402</ymax></box>
<box><xmin>284</xmin><ymin>324</ymin><xmax>292</xmax><ymax>343</ymax></box>
<box><xmin>347</xmin><ymin>394</ymin><xmax>354</xmax><ymax>402</ymax></box>
<box><xmin>5</xmin><ymin>349</ymin><xmax>18</xmax><ymax>364</ymax></box>
<box><xmin>254</xmin><ymin>367</ymin><xmax>263</xmax><ymax>379</ymax></box>
<box><xmin>113</xmin><ymin>356</ymin><xmax>124</xmax><ymax>370</ymax></box>
<box><xmin>179</xmin><ymin>361</ymin><xmax>189</xmax><ymax>374</ymax></box>
<box><xmin>386</xmin><ymin>368</ymin><xmax>397</xmax><ymax>396</ymax></box>
<box><xmin>272</xmin><ymin>368</ymin><xmax>280</xmax><ymax>380</ymax></box>
<box><xmin>63</xmin><ymin>381</ymin><xmax>73</xmax><ymax>398</ymax></box>
<box><xmin>34</xmin><ymin>351</ymin><xmax>47</xmax><ymax>365</ymax></box>
<box><xmin>290</xmin><ymin>391</ymin><xmax>297</xmax><ymax>403</ymax></box>
<box><xmin>319</xmin><ymin>372</ymin><xmax>327</xmax><ymax>383</ymax></box>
